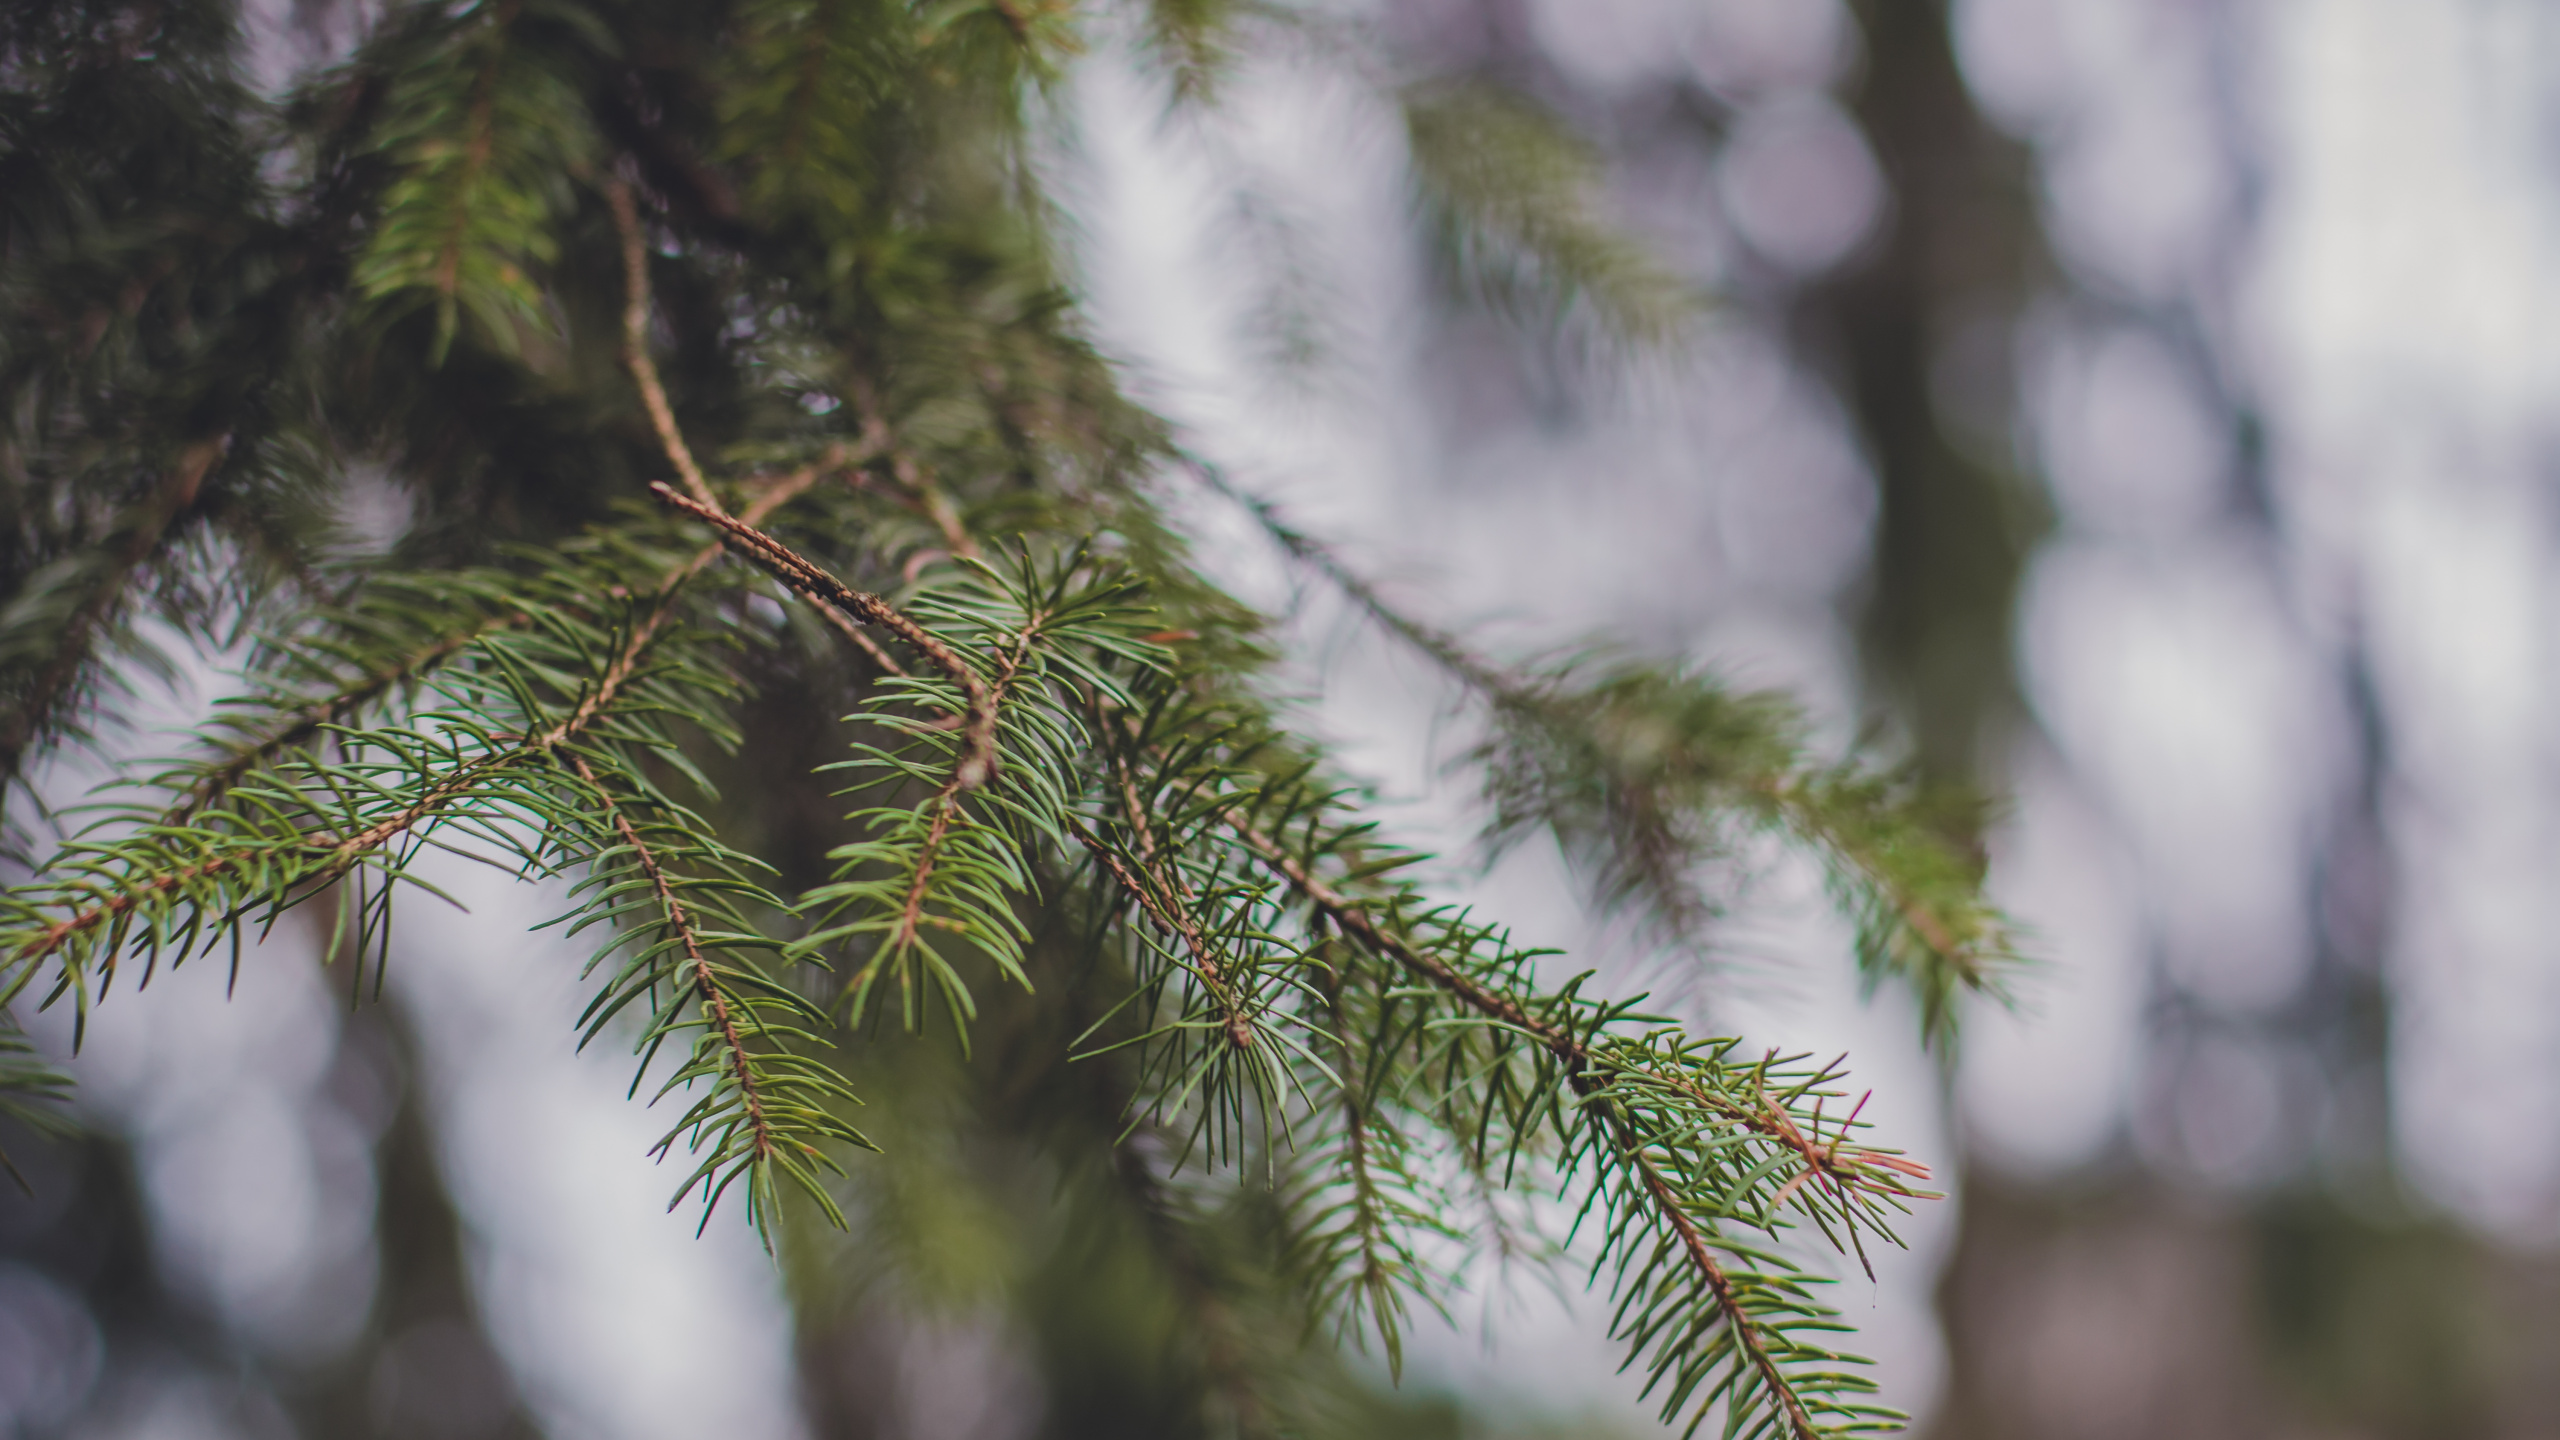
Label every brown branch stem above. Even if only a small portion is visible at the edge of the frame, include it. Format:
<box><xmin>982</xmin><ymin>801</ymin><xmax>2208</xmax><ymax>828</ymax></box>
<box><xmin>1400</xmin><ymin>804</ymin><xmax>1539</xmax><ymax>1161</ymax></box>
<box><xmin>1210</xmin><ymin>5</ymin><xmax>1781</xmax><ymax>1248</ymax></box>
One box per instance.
<box><xmin>649</xmin><ymin>482</ymin><xmax>995</xmax><ymax>788</ymax></box>
<box><xmin>1086</xmin><ymin>712</ymin><xmax>1253</xmax><ymax>1048</ymax></box>
<box><xmin>1068</xmin><ymin>821</ymin><xmax>1253</xmax><ymax>1051</ymax></box>
<box><xmin>1630</xmin><ymin>1150</ymin><xmax>1820</xmax><ymax>1440</ymax></box>
<box><xmin>608</xmin><ymin>177</ymin><xmax>716</xmax><ymax>510</ymax></box>
<box><xmin>883</xmin><ymin>634</ymin><xmax>1031</xmax><ymax>960</ymax></box>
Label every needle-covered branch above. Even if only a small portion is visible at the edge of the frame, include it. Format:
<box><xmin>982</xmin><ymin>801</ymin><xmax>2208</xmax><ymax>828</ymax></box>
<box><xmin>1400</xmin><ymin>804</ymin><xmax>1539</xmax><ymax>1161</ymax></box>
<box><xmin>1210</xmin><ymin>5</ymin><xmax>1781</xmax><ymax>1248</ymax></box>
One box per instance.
<box><xmin>651</xmin><ymin>483</ymin><xmax>999</xmax><ymax>789</ymax></box>
<box><xmin>561</xmin><ymin>754</ymin><xmax>872</xmax><ymax>1231</ymax></box>
<box><xmin>1073</xmin><ymin>682</ymin><xmax>1940</xmax><ymax>1437</ymax></box>
<box><xmin>0</xmin><ymin>6</ymin><xmax>2032</xmax><ymax>1429</ymax></box>
<box><xmin>1208</xmin><ymin>466</ymin><xmax>2018</xmax><ymax>1045</ymax></box>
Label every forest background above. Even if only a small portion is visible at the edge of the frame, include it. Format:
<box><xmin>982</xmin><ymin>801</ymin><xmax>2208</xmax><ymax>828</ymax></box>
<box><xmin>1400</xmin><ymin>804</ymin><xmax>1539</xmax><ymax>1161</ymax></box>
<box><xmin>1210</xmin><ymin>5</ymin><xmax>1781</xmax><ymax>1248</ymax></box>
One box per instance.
<box><xmin>5</xmin><ymin>1</ymin><xmax>2560</xmax><ymax>1439</ymax></box>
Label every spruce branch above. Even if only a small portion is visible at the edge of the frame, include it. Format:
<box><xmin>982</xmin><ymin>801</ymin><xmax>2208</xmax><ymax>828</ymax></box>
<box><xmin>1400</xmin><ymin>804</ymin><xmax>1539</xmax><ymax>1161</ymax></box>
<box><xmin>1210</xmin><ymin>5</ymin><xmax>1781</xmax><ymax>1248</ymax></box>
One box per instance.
<box><xmin>161</xmin><ymin>462</ymin><xmax>837</xmax><ymax>827</ymax></box>
<box><xmin>1293</xmin><ymin>952</ymin><xmax>1458</xmax><ymax>1377</ymax></box>
<box><xmin>2</xmin><ymin>535</ymin><xmax>709</xmax><ymax>1010</ymax></box>
<box><xmin>1629</xmin><ymin>1151</ymin><xmax>1817</xmax><ymax>1439</ymax></box>
<box><xmin>694</xmin><ymin>439</ymin><xmax>1930</xmax><ymax>1432</ymax></box>
<box><xmin>650</xmin><ymin>482</ymin><xmax>997</xmax><ymax>789</ymax></box>
<box><xmin>791</xmin><ymin>555</ymin><xmax>1171</xmax><ymax>1043</ymax></box>
<box><xmin>1077</xmin><ymin>708</ymin><xmax>1260</xmax><ymax>1053</ymax></box>
<box><xmin>0</xmin><ymin>9</ymin><xmax>2034</xmax><ymax>1427</ymax></box>
<box><xmin>1227</xmin><ymin>805</ymin><xmax>1926</xmax><ymax>1217</ymax></box>
<box><xmin>1070</xmin><ymin>819</ymin><xmax>1256</xmax><ymax>1053</ymax></box>
<box><xmin>867</xmin><ymin>625</ymin><xmax>1034</xmax><ymax>1029</ymax></box>
<box><xmin>563</xmin><ymin>753</ymin><xmax>872</xmax><ymax>1231</ymax></box>
<box><xmin>1201</xmin><ymin>462</ymin><xmax>2017</xmax><ymax>1042</ymax></box>
<box><xmin>1209</xmin><ymin>781</ymin><xmax>1920</xmax><ymax>1437</ymax></box>
<box><xmin>570</xmin><ymin>754</ymin><xmax>774</xmax><ymax>1157</ymax></box>
<box><xmin>429</xmin><ymin>1</ymin><xmax>515</xmax><ymax>318</ymax></box>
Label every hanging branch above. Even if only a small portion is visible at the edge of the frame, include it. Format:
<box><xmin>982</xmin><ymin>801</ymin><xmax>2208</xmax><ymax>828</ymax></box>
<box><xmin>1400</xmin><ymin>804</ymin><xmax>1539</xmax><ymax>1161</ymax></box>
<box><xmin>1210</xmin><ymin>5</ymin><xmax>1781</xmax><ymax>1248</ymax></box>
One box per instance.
<box><xmin>1211</xmin><ymin>799</ymin><xmax>1921</xmax><ymax>1439</ymax></box>
<box><xmin>1196</xmin><ymin>459</ymin><xmax>2017</xmax><ymax>1043</ymax></box>
<box><xmin>563</xmin><ymin>752</ymin><xmax>872</xmax><ymax>1228</ymax></box>
<box><xmin>3</xmin><ymin>586</ymin><xmax>674</xmax><ymax>990</ymax></box>
<box><xmin>570</xmin><ymin>755</ymin><xmax>774</xmax><ymax>1158</ymax></box>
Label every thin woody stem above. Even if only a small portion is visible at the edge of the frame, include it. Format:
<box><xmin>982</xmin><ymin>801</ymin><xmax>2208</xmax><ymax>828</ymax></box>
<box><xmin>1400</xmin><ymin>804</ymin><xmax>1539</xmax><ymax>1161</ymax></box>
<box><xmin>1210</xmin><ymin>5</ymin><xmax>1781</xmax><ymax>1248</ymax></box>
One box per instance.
<box><xmin>608</xmin><ymin>178</ymin><xmax>903</xmax><ymax>679</ymax></box>
<box><xmin>886</xmin><ymin>633</ymin><xmax>1030</xmax><ymax>955</ymax></box>
<box><xmin>1223</xmin><ymin>808</ymin><xmax>1560</xmax><ymax>1053</ymax></box>
<box><xmin>1629</xmin><ymin>1151</ymin><xmax>1821</xmax><ymax>1440</ymax></box>
<box><xmin>1069</xmin><ymin>820</ymin><xmax>1254</xmax><ymax>1051</ymax></box>
<box><xmin>608</xmin><ymin>177</ymin><xmax>716</xmax><ymax>511</ymax></box>
<box><xmin>1227</xmin><ymin>805</ymin><xmax>1912</xmax><ymax>1188</ymax></box>
<box><xmin>650</xmin><ymin>482</ymin><xmax>994</xmax><ymax>788</ymax></box>
<box><xmin>1086</xmin><ymin>711</ymin><xmax>1253</xmax><ymax>1048</ymax></box>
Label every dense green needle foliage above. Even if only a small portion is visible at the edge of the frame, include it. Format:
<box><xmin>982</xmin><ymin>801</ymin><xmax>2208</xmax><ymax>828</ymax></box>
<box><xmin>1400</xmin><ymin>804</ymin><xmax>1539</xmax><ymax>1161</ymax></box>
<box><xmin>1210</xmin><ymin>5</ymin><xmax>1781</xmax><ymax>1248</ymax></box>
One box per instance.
<box><xmin>0</xmin><ymin>2</ymin><xmax>2020</xmax><ymax>1435</ymax></box>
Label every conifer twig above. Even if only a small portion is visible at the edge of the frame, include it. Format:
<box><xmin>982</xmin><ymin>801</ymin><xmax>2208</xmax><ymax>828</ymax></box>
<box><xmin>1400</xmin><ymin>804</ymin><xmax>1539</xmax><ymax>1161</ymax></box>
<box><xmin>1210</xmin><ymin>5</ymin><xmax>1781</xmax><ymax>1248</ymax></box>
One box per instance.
<box><xmin>649</xmin><ymin>483</ymin><xmax>994</xmax><ymax>787</ymax></box>
<box><xmin>567</xmin><ymin>754</ymin><xmax>777</xmax><ymax>1166</ymax></box>
<box><xmin>8</xmin><ymin>587</ymin><xmax>678</xmax><ymax>980</ymax></box>
<box><xmin>1226</xmin><ymin>807</ymin><xmax>1918</xmax><ymax>1198</ymax></box>
<box><xmin>1201</xmin><ymin>459</ymin><xmax>2011</xmax><ymax>1017</ymax></box>
<box><xmin>1069</xmin><ymin>821</ymin><xmax>1255</xmax><ymax>1051</ymax></box>
<box><xmin>1079</xmin><ymin>711</ymin><xmax>1256</xmax><ymax>1050</ymax></box>
<box><xmin>888</xmin><ymin>631</ymin><xmax>1031</xmax><ymax>950</ymax></box>
<box><xmin>162</xmin><ymin>460</ymin><xmax>844</xmax><ymax>826</ymax></box>
<box><xmin>1629</xmin><ymin>1150</ymin><xmax>1820</xmax><ymax>1439</ymax></box>
<box><xmin>1219</xmin><ymin>807</ymin><xmax>1903</xmax><ymax>1440</ymax></box>
<box><xmin>609</xmin><ymin>177</ymin><xmax>716</xmax><ymax>511</ymax></box>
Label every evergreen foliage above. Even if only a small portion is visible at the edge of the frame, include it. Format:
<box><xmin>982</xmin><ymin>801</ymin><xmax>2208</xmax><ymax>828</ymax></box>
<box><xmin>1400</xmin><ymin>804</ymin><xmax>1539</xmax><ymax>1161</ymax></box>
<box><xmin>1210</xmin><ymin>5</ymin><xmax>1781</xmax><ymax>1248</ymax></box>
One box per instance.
<box><xmin>0</xmin><ymin>2</ymin><xmax>2019</xmax><ymax>1434</ymax></box>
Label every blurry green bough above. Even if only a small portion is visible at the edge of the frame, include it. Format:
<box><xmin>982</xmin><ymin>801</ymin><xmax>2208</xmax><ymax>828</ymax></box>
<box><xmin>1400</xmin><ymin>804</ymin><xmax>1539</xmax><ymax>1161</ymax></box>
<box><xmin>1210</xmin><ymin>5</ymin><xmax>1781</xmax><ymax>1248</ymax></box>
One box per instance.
<box><xmin>0</xmin><ymin>1</ymin><xmax>2014</xmax><ymax>1435</ymax></box>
